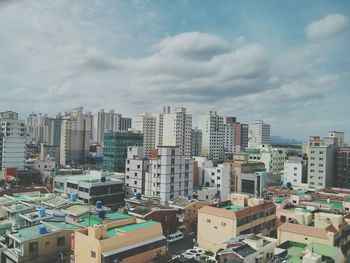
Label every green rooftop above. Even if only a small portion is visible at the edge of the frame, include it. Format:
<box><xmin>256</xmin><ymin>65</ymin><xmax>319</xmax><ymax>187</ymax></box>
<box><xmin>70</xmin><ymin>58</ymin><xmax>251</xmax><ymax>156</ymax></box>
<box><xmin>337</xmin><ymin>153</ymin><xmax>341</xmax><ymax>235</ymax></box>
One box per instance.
<box><xmin>223</xmin><ymin>204</ymin><xmax>245</xmax><ymax>211</ymax></box>
<box><xmin>10</xmin><ymin>222</ymin><xmax>80</xmax><ymax>242</ymax></box>
<box><xmin>284</xmin><ymin>241</ymin><xmax>340</xmax><ymax>263</ymax></box>
<box><xmin>79</xmin><ymin>213</ymin><xmax>132</xmax><ymax>227</ymax></box>
<box><xmin>312</xmin><ymin>198</ymin><xmax>343</xmax><ymax>210</ymax></box>
<box><xmin>105</xmin><ymin>220</ymin><xmax>158</xmax><ymax>238</ymax></box>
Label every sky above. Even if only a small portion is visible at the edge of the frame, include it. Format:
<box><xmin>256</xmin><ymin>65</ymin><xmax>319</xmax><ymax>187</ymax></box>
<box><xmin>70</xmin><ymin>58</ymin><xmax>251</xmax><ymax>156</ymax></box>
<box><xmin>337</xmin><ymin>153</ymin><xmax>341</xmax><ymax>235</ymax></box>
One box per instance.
<box><xmin>0</xmin><ymin>0</ymin><xmax>349</xmax><ymax>141</ymax></box>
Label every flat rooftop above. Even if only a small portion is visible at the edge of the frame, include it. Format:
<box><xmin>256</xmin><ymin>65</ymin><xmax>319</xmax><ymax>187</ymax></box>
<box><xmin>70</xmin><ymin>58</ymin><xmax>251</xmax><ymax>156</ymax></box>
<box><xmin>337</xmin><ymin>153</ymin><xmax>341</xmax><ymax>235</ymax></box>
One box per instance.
<box><xmin>223</xmin><ymin>204</ymin><xmax>245</xmax><ymax>211</ymax></box>
<box><xmin>105</xmin><ymin>220</ymin><xmax>158</xmax><ymax>238</ymax></box>
<box><xmin>10</xmin><ymin>222</ymin><xmax>81</xmax><ymax>242</ymax></box>
<box><xmin>55</xmin><ymin>174</ymin><xmax>123</xmax><ymax>184</ymax></box>
<box><xmin>79</xmin><ymin>213</ymin><xmax>133</xmax><ymax>227</ymax></box>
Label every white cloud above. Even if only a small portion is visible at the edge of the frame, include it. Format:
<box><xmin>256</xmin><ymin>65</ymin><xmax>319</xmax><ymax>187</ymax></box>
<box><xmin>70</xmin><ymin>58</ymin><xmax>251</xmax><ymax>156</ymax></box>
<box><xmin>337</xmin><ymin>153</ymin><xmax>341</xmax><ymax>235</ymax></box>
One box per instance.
<box><xmin>306</xmin><ymin>14</ymin><xmax>349</xmax><ymax>39</ymax></box>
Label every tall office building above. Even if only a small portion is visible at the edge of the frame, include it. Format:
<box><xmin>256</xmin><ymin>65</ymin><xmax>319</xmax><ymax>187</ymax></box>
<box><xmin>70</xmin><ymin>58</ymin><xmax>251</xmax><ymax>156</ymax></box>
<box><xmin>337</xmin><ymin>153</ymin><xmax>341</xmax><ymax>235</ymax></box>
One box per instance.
<box><xmin>151</xmin><ymin>112</ymin><xmax>164</xmax><ymax>148</ymax></box>
<box><xmin>162</xmin><ymin>107</ymin><xmax>192</xmax><ymax>158</ymax></box>
<box><xmin>248</xmin><ymin>120</ymin><xmax>270</xmax><ymax>148</ymax></box>
<box><xmin>144</xmin><ymin>146</ymin><xmax>193</xmax><ymax>204</ymax></box>
<box><xmin>103</xmin><ymin>131</ymin><xmax>143</xmax><ymax>173</ymax></box>
<box><xmin>60</xmin><ymin>107</ymin><xmax>91</xmax><ymax>166</ymax></box>
<box><xmin>307</xmin><ymin>135</ymin><xmax>336</xmax><ymax>188</ymax></box>
<box><xmin>0</xmin><ymin>111</ymin><xmax>25</xmax><ymax>170</ymax></box>
<box><xmin>191</xmin><ymin>128</ymin><xmax>202</xmax><ymax>157</ymax></box>
<box><xmin>198</xmin><ymin>111</ymin><xmax>224</xmax><ymax>160</ymax></box>
<box><xmin>132</xmin><ymin>113</ymin><xmax>157</xmax><ymax>157</ymax></box>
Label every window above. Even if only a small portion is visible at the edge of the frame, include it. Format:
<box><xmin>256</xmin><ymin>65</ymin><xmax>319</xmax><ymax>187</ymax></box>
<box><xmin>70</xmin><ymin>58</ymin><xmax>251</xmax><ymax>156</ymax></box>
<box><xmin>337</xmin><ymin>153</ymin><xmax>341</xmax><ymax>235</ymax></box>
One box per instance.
<box><xmin>91</xmin><ymin>251</ymin><xmax>96</xmax><ymax>258</ymax></box>
<box><xmin>57</xmin><ymin>237</ymin><xmax>65</xmax><ymax>247</ymax></box>
<box><xmin>29</xmin><ymin>242</ymin><xmax>38</xmax><ymax>254</ymax></box>
<box><xmin>206</xmin><ymin>219</ymin><xmax>211</xmax><ymax>223</ymax></box>
<box><xmin>221</xmin><ymin>222</ymin><xmax>226</xmax><ymax>227</ymax></box>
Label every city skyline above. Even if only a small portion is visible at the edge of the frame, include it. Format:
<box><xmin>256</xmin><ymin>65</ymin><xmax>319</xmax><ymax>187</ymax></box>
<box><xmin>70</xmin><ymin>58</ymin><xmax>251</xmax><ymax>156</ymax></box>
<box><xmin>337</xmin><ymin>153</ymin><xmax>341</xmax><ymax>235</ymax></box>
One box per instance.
<box><xmin>1</xmin><ymin>0</ymin><xmax>349</xmax><ymax>140</ymax></box>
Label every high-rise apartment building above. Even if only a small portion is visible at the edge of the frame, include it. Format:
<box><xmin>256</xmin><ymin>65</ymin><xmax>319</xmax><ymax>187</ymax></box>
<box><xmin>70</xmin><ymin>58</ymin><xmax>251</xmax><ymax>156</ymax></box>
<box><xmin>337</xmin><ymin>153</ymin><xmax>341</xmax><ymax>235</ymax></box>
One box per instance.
<box><xmin>0</xmin><ymin>111</ymin><xmax>25</xmax><ymax>170</ymax></box>
<box><xmin>144</xmin><ymin>146</ymin><xmax>193</xmax><ymax>204</ymax></box>
<box><xmin>94</xmin><ymin>109</ymin><xmax>132</xmax><ymax>145</ymax></box>
<box><xmin>248</xmin><ymin>120</ymin><xmax>270</xmax><ymax>148</ymax></box>
<box><xmin>162</xmin><ymin>107</ymin><xmax>192</xmax><ymax>158</ymax></box>
<box><xmin>60</xmin><ymin>107</ymin><xmax>91</xmax><ymax>166</ymax></box>
<box><xmin>132</xmin><ymin>113</ymin><xmax>157</xmax><ymax>157</ymax></box>
<box><xmin>198</xmin><ymin>111</ymin><xmax>224</xmax><ymax>160</ymax></box>
<box><xmin>224</xmin><ymin>117</ymin><xmax>249</xmax><ymax>153</ymax></box>
<box><xmin>103</xmin><ymin>131</ymin><xmax>143</xmax><ymax>173</ymax></box>
<box><xmin>307</xmin><ymin>135</ymin><xmax>336</xmax><ymax>188</ymax></box>
<box><xmin>191</xmin><ymin>127</ymin><xmax>202</xmax><ymax>157</ymax></box>
<box><xmin>25</xmin><ymin>113</ymin><xmax>50</xmax><ymax>144</ymax></box>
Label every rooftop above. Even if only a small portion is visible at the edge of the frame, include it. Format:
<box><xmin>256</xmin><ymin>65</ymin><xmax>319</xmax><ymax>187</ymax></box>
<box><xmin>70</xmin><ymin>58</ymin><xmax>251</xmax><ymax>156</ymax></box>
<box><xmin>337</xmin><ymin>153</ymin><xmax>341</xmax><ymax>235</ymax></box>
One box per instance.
<box><xmin>78</xmin><ymin>213</ymin><xmax>133</xmax><ymax>227</ymax></box>
<box><xmin>55</xmin><ymin>174</ymin><xmax>123</xmax><ymax>185</ymax></box>
<box><xmin>223</xmin><ymin>204</ymin><xmax>245</xmax><ymax>211</ymax></box>
<box><xmin>105</xmin><ymin>220</ymin><xmax>159</xmax><ymax>238</ymax></box>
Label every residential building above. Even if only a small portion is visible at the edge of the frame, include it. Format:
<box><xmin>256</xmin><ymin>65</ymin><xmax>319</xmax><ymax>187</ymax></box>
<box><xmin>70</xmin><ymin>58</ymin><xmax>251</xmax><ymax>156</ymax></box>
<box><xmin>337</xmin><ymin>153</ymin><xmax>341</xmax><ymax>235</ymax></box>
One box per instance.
<box><xmin>307</xmin><ymin>135</ymin><xmax>336</xmax><ymax>188</ymax></box>
<box><xmin>248</xmin><ymin>120</ymin><xmax>270</xmax><ymax>148</ymax></box>
<box><xmin>40</xmin><ymin>143</ymin><xmax>60</xmax><ymax>163</ymax></box>
<box><xmin>283</xmin><ymin>156</ymin><xmax>308</xmax><ymax>187</ymax></box>
<box><xmin>191</xmin><ymin>127</ymin><xmax>202</xmax><ymax>157</ymax></box>
<box><xmin>224</xmin><ymin>117</ymin><xmax>249</xmax><ymax>154</ymax></box>
<box><xmin>336</xmin><ymin>147</ymin><xmax>350</xmax><ymax>188</ymax></box>
<box><xmin>274</xmin><ymin>241</ymin><xmax>345</xmax><ymax>263</ymax></box>
<box><xmin>0</xmin><ymin>111</ymin><xmax>25</xmax><ymax>171</ymax></box>
<box><xmin>132</xmin><ymin>113</ymin><xmax>157</xmax><ymax>157</ymax></box>
<box><xmin>162</xmin><ymin>107</ymin><xmax>192</xmax><ymax>158</ymax></box>
<box><xmin>217</xmin><ymin>234</ymin><xmax>277</xmax><ymax>263</ymax></box>
<box><xmin>53</xmin><ymin>172</ymin><xmax>124</xmax><ymax>209</ymax></box>
<box><xmin>202</xmin><ymin>163</ymin><xmax>231</xmax><ymax>201</ymax></box>
<box><xmin>125</xmin><ymin>146</ymin><xmax>149</xmax><ymax>194</ymax></box>
<box><xmin>60</xmin><ymin>107</ymin><xmax>91</xmax><ymax>166</ymax></box>
<box><xmin>168</xmin><ymin>196</ymin><xmax>208</xmax><ymax>235</ymax></box>
<box><xmin>102</xmin><ymin>131</ymin><xmax>143</xmax><ymax>173</ymax></box>
<box><xmin>198</xmin><ymin>111</ymin><xmax>224</xmax><ymax>160</ymax></box>
<box><xmin>329</xmin><ymin>131</ymin><xmax>345</xmax><ymax>146</ymax></box>
<box><xmin>1</xmin><ymin>221</ymin><xmax>81</xmax><ymax>263</ymax></box>
<box><xmin>144</xmin><ymin>146</ymin><xmax>194</xmax><ymax>204</ymax></box>
<box><xmin>193</xmin><ymin>156</ymin><xmax>214</xmax><ymax>188</ymax></box>
<box><xmin>25</xmin><ymin>113</ymin><xmax>50</xmax><ymax>144</ymax></box>
<box><xmin>238</xmin><ymin>171</ymin><xmax>270</xmax><ymax>197</ymax></box>
<box><xmin>197</xmin><ymin>194</ymin><xmax>276</xmax><ymax>251</ymax></box>
<box><xmin>73</xmin><ymin>217</ymin><xmax>166</xmax><ymax>263</ymax></box>
<box><xmin>246</xmin><ymin>144</ymin><xmax>287</xmax><ymax>175</ymax></box>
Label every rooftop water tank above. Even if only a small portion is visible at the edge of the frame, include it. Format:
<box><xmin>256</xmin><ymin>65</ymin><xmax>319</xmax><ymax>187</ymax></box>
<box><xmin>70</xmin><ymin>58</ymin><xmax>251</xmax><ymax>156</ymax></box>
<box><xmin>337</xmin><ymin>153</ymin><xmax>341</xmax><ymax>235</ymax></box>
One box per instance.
<box><xmin>101</xmin><ymin>176</ymin><xmax>106</xmax><ymax>183</ymax></box>
<box><xmin>96</xmin><ymin>201</ymin><xmax>102</xmax><ymax>209</ymax></box>
<box><xmin>70</xmin><ymin>193</ymin><xmax>77</xmax><ymax>201</ymax></box>
<box><xmin>136</xmin><ymin>192</ymin><xmax>142</xmax><ymax>200</ymax></box>
<box><xmin>39</xmin><ymin>207</ymin><xmax>46</xmax><ymax>217</ymax></box>
<box><xmin>39</xmin><ymin>225</ymin><xmax>47</xmax><ymax>234</ymax></box>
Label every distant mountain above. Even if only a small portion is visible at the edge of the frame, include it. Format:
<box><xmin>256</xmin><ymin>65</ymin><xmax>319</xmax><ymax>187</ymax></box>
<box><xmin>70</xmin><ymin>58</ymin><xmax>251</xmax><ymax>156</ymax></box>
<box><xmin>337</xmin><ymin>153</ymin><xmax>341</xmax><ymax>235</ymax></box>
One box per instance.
<box><xmin>271</xmin><ymin>135</ymin><xmax>302</xmax><ymax>145</ymax></box>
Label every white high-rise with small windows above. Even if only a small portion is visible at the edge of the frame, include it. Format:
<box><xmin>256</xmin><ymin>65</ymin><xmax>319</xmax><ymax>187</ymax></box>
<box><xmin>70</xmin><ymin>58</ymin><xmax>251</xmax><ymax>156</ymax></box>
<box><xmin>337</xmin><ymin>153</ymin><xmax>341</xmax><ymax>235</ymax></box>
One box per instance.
<box><xmin>248</xmin><ymin>120</ymin><xmax>270</xmax><ymax>148</ymax></box>
<box><xmin>125</xmin><ymin>146</ymin><xmax>149</xmax><ymax>194</ymax></box>
<box><xmin>132</xmin><ymin>113</ymin><xmax>157</xmax><ymax>157</ymax></box>
<box><xmin>162</xmin><ymin>107</ymin><xmax>192</xmax><ymax>158</ymax></box>
<box><xmin>145</xmin><ymin>146</ymin><xmax>193</xmax><ymax>204</ymax></box>
<box><xmin>307</xmin><ymin>135</ymin><xmax>336</xmax><ymax>188</ymax></box>
<box><xmin>0</xmin><ymin>111</ymin><xmax>25</xmax><ymax>170</ymax></box>
<box><xmin>198</xmin><ymin>111</ymin><xmax>224</xmax><ymax>160</ymax></box>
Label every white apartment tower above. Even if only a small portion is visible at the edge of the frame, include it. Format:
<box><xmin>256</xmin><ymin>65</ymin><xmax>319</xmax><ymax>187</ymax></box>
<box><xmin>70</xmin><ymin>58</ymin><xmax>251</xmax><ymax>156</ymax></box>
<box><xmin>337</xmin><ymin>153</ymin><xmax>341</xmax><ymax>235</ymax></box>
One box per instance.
<box><xmin>162</xmin><ymin>107</ymin><xmax>192</xmax><ymax>158</ymax></box>
<box><xmin>283</xmin><ymin>157</ymin><xmax>308</xmax><ymax>187</ymax></box>
<box><xmin>132</xmin><ymin>113</ymin><xmax>157</xmax><ymax>157</ymax></box>
<box><xmin>60</xmin><ymin>107</ymin><xmax>91</xmax><ymax>166</ymax></box>
<box><xmin>125</xmin><ymin>146</ymin><xmax>149</xmax><ymax>194</ymax></box>
<box><xmin>145</xmin><ymin>146</ymin><xmax>193</xmax><ymax>204</ymax></box>
<box><xmin>95</xmin><ymin>109</ymin><xmax>122</xmax><ymax>145</ymax></box>
<box><xmin>0</xmin><ymin>111</ymin><xmax>25</xmax><ymax>170</ymax></box>
<box><xmin>198</xmin><ymin>111</ymin><xmax>224</xmax><ymax>160</ymax></box>
<box><xmin>248</xmin><ymin>120</ymin><xmax>271</xmax><ymax>148</ymax></box>
<box><xmin>307</xmin><ymin>136</ymin><xmax>336</xmax><ymax>188</ymax></box>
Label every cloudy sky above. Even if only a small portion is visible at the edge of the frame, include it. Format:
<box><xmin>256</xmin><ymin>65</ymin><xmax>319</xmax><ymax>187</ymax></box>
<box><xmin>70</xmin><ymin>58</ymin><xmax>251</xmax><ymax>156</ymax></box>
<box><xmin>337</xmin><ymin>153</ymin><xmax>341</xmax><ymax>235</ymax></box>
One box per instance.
<box><xmin>0</xmin><ymin>0</ymin><xmax>349</xmax><ymax>141</ymax></box>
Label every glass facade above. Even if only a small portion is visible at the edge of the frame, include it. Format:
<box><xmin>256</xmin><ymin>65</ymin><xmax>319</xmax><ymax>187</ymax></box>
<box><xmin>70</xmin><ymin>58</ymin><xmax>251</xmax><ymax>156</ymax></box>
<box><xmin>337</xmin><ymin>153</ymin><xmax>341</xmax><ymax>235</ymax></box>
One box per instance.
<box><xmin>103</xmin><ymin>131</ymin><xmax>143</xmax><ymax>172</ymax></box>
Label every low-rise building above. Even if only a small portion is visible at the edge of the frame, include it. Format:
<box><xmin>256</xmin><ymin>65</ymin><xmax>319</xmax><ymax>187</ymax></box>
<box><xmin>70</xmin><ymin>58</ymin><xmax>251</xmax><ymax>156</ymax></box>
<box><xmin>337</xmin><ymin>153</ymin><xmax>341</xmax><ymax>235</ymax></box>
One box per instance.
<box><xmin>168</xmin><ymin>196</ymin><xmax>208</xmax><ymax>235</ymax></box>
<box><xmin>197</xmin><ymin>194</ymin><xmax>276</xmax><ymax>252</ymax></box>
<box><xmin>53</xmin><ymin>173</ymin><xmax>124</xmax><ymax>209</ymax></box>
<box><xmin>73</xmin><ymin>217</ymin><xmax>166</xmax><ymax>263</ymax></box>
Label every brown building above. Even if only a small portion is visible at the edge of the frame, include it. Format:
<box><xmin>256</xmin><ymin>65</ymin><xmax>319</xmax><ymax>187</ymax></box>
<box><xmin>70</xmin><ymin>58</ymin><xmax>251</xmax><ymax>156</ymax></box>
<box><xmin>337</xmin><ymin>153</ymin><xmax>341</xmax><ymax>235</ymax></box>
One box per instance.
<box><xmin>197</xmin><ymin>194</ymin><xmax>276</xmax><ymax>252</ymax></box>
<box><xmin>127</xmin><ymin>204</ymin><xmax>178</xmax><ymax>236</ymax></box>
